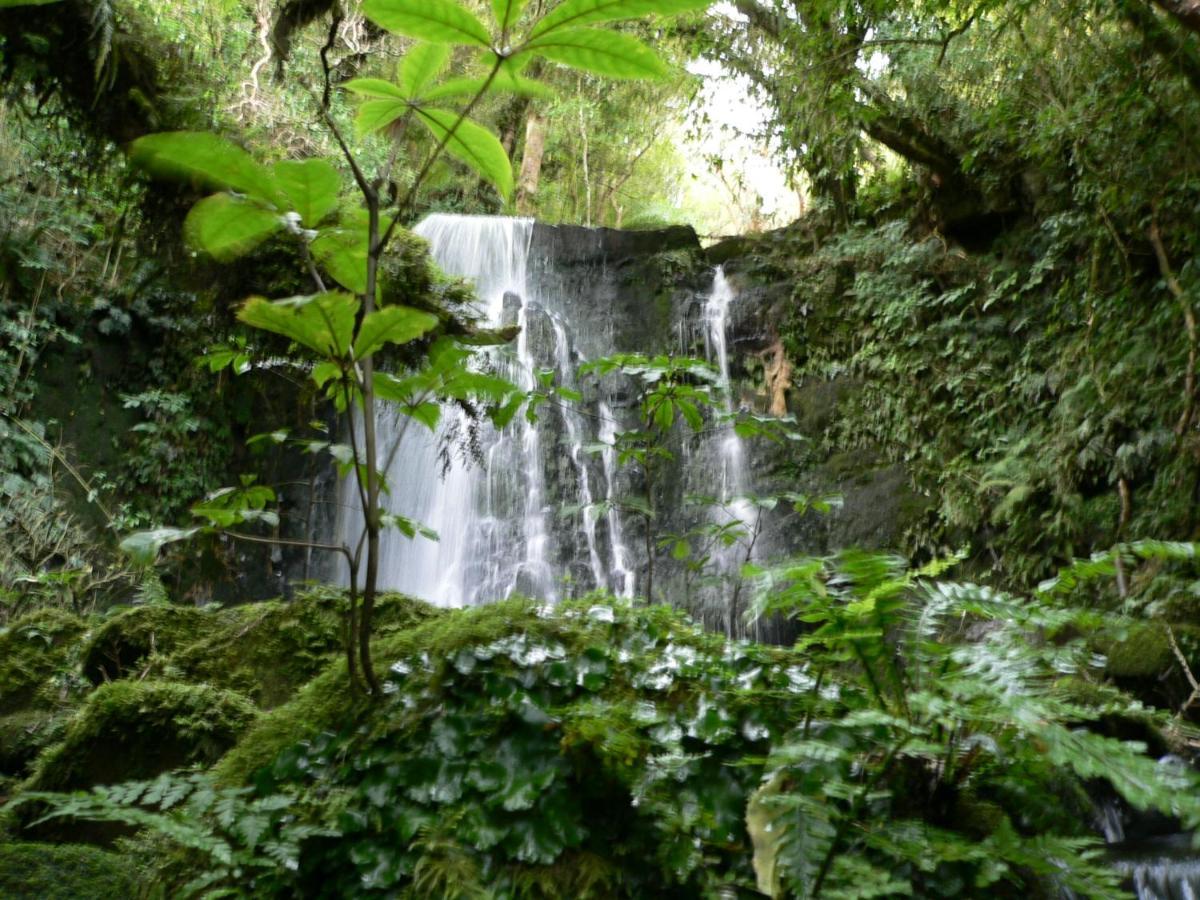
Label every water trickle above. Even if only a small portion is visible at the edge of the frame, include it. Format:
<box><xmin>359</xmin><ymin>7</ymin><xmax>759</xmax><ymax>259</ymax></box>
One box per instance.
<box><xmin>701</xmin><ymin>267</ymin><xmax>758</xmax><ymax>635</ymax></box>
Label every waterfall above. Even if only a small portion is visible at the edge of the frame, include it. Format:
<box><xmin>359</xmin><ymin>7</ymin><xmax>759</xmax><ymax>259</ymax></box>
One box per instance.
<box><xmin>699</xmin><ymin>267</ymin><xmax>758</xmax><ymax>636</ymax></box>
<box><xmin>338</xmin><ymin>215</ymin><xmax>762</xmax><ymax>614</ymax></box>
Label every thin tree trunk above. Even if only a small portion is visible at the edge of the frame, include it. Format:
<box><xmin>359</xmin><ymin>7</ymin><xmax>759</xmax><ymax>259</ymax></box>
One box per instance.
<box><xmin>516</xmin><ymin>110</ymin><xmax>546</xmax><ymax>215</ymax></box>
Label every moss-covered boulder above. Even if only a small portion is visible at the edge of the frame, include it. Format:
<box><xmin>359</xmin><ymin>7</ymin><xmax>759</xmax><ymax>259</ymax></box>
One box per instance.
<box><xmin>166</xmin><ymin>591</ymin><xmax>439</xmax><ymax>708</ymax></box>
<box><xmin>0</xmin><ymin>710</ymin><xmax>66</xmax><ymax>778</ymax></box>
<box><xmin>0</xmin><ymin>842</ymin><xmax>141</xmax><ymax>899</ymax></box>
<box><xmin>78</xmin><ymin>593</ymin><xmax>439</xmax><ymax>707</ymax></box>
<box><xmin>79</xmin><ymin>605</ymin><xmax>210</xmax><ymax>684</ymax></box>
<box><xmin>26</xmin><ymin>680</ymin><xmax>256</xmax><ymax>793</ymax></box>
<box><xmin>0</xmin><ymin>609</ymin><xmax>87</xmax><ymax>714</ymax></box>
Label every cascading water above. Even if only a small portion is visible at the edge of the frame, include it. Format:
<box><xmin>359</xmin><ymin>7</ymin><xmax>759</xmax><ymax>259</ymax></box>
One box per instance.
<box><xmin>339</xmin><ymin>214</ymin><xmax>761</xmax><ymax>614</ymax></box>
<box><xmin>701</xmin><ymin>267</ymin><xmax>757</xmax><ymax>635</ymax></box>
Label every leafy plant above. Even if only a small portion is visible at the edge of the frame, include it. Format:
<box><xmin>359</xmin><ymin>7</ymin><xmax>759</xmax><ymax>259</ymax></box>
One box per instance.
<box><xmin>119</xmin><ymin>0</ymin><xmax>713</xmax><ymax>695</ymax></box>
<box><xmin>745</xmin><ymin>548</ymin><xmax>1200</xmax><ymax>898</ymax></box>
<box><xmin>12</xmin><ymin>772</ymin><xmax>328</xmax><ymax>898</ymax></box>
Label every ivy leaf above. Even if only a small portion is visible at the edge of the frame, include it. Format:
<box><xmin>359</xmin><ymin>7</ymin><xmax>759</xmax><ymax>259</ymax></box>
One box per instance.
<box><xmin>530</xmin><ymin>0</ymin><xmax>712</xmax><ymax>37</ymax></box>
<box><xmin>521</xmin><ymin>27</ymin><xmax>669</xmax><ymax>79</ymax></box>
<box><xmin>184</xmin><ymin>194</ymin><xmax>281</xmax><ymax>262</ymax></box>
<box><xmin>273</xmin><ymin>159</ymin><xmax>341</xmax><ymax>227</ymax></box>
<box><xmin>415</xmin><ymin>108</ymin><xmax>513</xmax><ymax>200</ymax></box>
<box><xmin>119</xmin><ymin>527</ymin><xmax>200</xmax><ymax>565</ymax></box>
<box><xmin>355</xmin><ymin>99</ymin><xmax>410</xmax><ymax>137</ymax></box>
<box><xmin>239</xmin><ymin>292</ymin><xmax>359</xmax><ymax>358</ymax></box>
<box><xmin>129</xmin><ymin>132</ymin><xmax>281</xmax><ymax>206</ymax></box>
<box><xmin>363</xmin><ymin>0</ymin><xmax>492</xmax><ymax>46</ymax></box>
<box><xmin>342</xmin><ymin>77</ymin><xmax>409</xmax><ymax>99</ymax></box>
<box><xmin>353</xmin><ymin>306</ymin><xmax>440</xmax><ymax>359</ymax></box>
<box><xmin>399</xmin><ymin>43</ymin><xmax>453</xmax><ymax>97</ymax></box>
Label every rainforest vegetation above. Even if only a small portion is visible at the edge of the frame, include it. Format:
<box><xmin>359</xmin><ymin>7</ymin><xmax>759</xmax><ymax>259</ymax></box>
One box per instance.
<box><xmin>2</xmin><ymin>0</ymin><xmax>1200</xmax><ymax>896</ymax></box>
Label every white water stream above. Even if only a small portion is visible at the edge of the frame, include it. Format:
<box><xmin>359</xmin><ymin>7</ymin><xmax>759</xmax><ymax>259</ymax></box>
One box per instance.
<box><xmin>338</xmin><ymin>214</ymin><xmax>754</xmax><ymax>611</ymax></box>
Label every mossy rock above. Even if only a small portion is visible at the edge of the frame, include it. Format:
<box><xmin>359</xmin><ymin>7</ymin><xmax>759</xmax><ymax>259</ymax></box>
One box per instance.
<box><xmin>217</xmin><ymin>600</ymin><xmax>537</xmax><ymax>783</ymax></box>
<box><xmin>26</xmin><ymin>680</ymin><xmax>257</xmax><ymax>793</ymax></box>
<box><xmin>167</xmin><ymin>591</ymin><xmax>440</xmax><ymax>708</ymax></box>
<box><xmin>0</xmin><ymin>710</ymin><xmax>67</xmax><ymax>778</ymax></box>
<box><xmin>79</xmin><ymin>605</ymin><xmax>211</xmax><ymax>684</ymax></box>
<box><xmin>0</xmin><ymin>842</ymin><xmax>141</xmax><ymax>899</ymax></box>
<box><xmin>1102</xmin><ymin>622</ymin><xmax>1200</xmax><ymax>680</ymax></box>
<box><xmin>0</xmin><ymin>609</ymin><xmax>87</xmax><ymax>715</ymax></box>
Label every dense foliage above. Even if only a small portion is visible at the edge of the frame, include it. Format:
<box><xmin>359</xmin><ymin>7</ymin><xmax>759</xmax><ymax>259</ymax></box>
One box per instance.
<box><xmin>3</xmin><ymin>0</ymin><xmax>1200</xmax><ymax>895</ymax></box>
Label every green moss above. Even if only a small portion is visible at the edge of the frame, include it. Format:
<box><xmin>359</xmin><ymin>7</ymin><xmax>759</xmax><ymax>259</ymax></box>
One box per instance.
<box><xmin>79</xmin><ymin>605</ymin><xmax>211</xmax><ymax>684</ymax></box>
<box><xmin>0</xmin><ymin>710</ymin><xmax>67</xmax><ymax>777</ymax></box>
<box><xmin>0</xmin><ymin>609</ymin><xmax>87</xmax><ymax>715</ymax></box>
<box><xmin>216</xmin><ymin>599</ymin><xmax>537</xmax><ymax>783</ymax></box>
<box><xmin>26</xmin><ymin>680</ymin><xmax>257</xmax><ymax>793</ymax></box>
<box><xmin>0</xmin><ymin>842</ymin><xmax>141</xmax><ymax>899</ymax></box>
<box><xmin>167</xmin><ymin>591</ymin><xmax>440</xmax><ymax>708</ymax></box>
<box><xmin>1101</xmin><ymin>623</ymin><xmax>1200</xmax><ymax>680</ymax></box>
<box><xmin>216</xmin><ymin>599</ymin><xmax>739</xmax><ymax>785</ymax></box>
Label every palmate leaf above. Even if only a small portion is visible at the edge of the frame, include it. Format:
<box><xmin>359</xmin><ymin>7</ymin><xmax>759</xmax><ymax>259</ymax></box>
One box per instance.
<box><xmin>184</xmin><ymin>194</ymin><xmax>282</xmax><ymax>262</ymax></box>
<box><xmin>399</xmin><ymin>43</ymin><xmax>453</xmax><ymax>96</ymax></box>
<box><xmin>311</xmin><ymin>227</ymin><xmax>368</xmax><ymax>293</ymax></box>
<box><xmin>343</xmin><ymin>77</ymin><xmax>408</xmax><ymax>100</ymax></box>
<box><xmin>415</xmin><ymin>108</ymin><xmax>513</xmax><ymax>200</ymax></box>
<box><xmin>354</xmin><ymin>98</ymin><xmax>410</xmax><ymax>137</ymax></box>
<box><xmin>353</xmin><ymin>306</ymin><xmax>440</xmax><ymax>359</ymax></box>
<box><xmin>129</xmin><ymin>132</ymin><xmax>282</xmax><ymax>206</ymax></box>
<box><xmin>273</xmin><ymin>159</ymin><xmax>340</xmax><ymax>227</ymax></box>
<box><xmin>492</xmin><ymin>0</ymin><xmax>527</xmax><ymax>32</ymax></box>
<box><xmin>426</xmin><ymin>72</ymin><xmax>555</xmax><ymax>101</ymax></box>
<box><xmin>530</xmin><ymin>0</ymin><xmax>712</xmax><ymax>37</ymax></box>
<box><xmin>522</xmin><ymin>27</ymin><xmax>669</xmax><ymax>79</ymax></box>
<box><xmin>238</xmin><ymin>292</ymin><xmax>359</xmax><ymax>358</ymax></box>
<box><xmin>363</xmin><ymin>0</ymin><xmax>491</xmax><ymax>46</ymax></box>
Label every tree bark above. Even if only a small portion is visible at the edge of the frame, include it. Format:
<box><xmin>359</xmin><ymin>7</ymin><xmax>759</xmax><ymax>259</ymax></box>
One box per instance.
<box><xmin>516</xmin><ymin>109</ymin><xmax>547</xmax><ymax>215</ymax></box>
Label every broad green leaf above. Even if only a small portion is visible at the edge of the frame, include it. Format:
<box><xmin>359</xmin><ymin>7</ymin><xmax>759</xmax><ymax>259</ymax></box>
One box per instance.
<box><xmin>492</xmin><ymin>0</ymin><xmax>527</xmax><ymax>32</ymax></box>
<box><xmin>522</xmin><ymin>27</ymin><xmax>668</xmax><ymax>79</ymax></box>
<box><xmin>238</xmin><ymin>292</ymin><xmax>359</xmax><ymax>358</ymax></box>
<box><xmin>425</xmin><ymin>73</ymin><xmax>555</xmax><ymax>101</ymax></box>
<box><xmin>353</xmin><ymin>305</ymin><xmax>440</xmax><ymax>359</ymax></box>
<box><xmin>273</xmin><ymin>159</ymin><xmax>341</xmax><ymax>226</ymax></box>
<box><xmin>342</xmin><ymin>77</ymin><xmax>409</xmax><ymax>99</ymax></box>
<box><xmin>363</xmin><ymin>0</ymin><xmax>491</xmax><ymax>46</ymax></box>
<box><xmin>530</xmin><ymin>0</ymin><xmax>712</xmax><ymax>37</ymax></box>
<box><xmin>415</xmin><ymin>108</ymin><xmax>513</xmax><ymax>200</ymax></box>
<box><xmin>355</xmin><ymin>98</ymin><xmax>410</xmax><ymax>137</ymax></box>
<box><xmin>120</xmin><ymin>527</ymin><xmax>200</xmax><ymax>565</ymax></box>
<box><xmin>129</xmin><ymin>132</ymin><xmax>281</xmax><ymax>206</ymax></box>
<box><xmin>399</xmin><ymin>43</ymin><xmax>453</xmax><ymax>97</ymax></box>
<box><xmin>310</xmin><ymin>227</ymin><xmax>368</xmax><ymax>294</ymax></box>
<box><xmin>184</xmin><ymin>194</ymin><xmax>282</xmax><ymax>262</ymax></box>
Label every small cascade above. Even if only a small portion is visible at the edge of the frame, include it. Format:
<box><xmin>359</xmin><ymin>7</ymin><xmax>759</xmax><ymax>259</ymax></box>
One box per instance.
<box><xmin>599</xmin><ymin>400</ymin><xmax>636</xmax><ymax>598</ymax></box>
<box><xmin>701</xmin><ymin>267</ymin><xmax>758</xmax><ymax>635</ymax></box>
<box><xmin>1086</xmin><ymin>780</ymin><xmax>1200</xmax><ymax>899</ymax></box>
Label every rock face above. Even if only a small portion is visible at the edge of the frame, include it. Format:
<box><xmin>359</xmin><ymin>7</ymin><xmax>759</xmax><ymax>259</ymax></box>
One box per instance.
<box><xmin>336</xmin><ymin>215</ymin><xmax>929</xmax><ymax>634</ymax></box>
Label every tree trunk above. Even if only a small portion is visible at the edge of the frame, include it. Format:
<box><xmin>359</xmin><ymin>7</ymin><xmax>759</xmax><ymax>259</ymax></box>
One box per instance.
<box><xmin>516</xmin><ymin>109</ymin><xmax>547</xmax><ymax>215</ymax></box>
